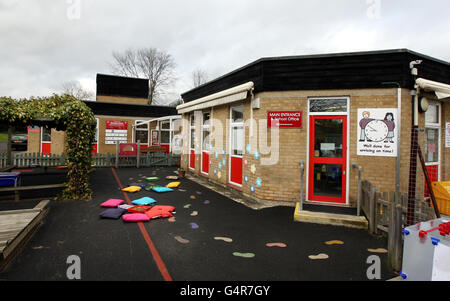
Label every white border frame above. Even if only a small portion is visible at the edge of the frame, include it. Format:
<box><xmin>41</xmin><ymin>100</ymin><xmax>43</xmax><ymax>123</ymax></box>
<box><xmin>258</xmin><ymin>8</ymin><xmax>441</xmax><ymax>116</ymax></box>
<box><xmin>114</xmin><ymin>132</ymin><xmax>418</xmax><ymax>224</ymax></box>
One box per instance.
<box><xmin>306</xmin><ymin>96</ymin><xmax>350</xmax><ymax>206</ymax></box>
<box><xmin>228</xmin><ymin>104</ymin><xmax>244</xmax><ymax>187</ymax></box>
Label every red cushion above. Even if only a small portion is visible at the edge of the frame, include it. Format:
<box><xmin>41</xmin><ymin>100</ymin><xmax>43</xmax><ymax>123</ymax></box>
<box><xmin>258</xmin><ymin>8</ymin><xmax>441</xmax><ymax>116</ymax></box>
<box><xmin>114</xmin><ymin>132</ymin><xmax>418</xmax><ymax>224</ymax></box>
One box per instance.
<box><xmin>122</xmin><ymin>213</ymin><xmax>150</xmax><ymax>222</ymax></box>
<box><xmin>145</xmin><ymin>205</ymin><xmax>175</xmax><ymax>219</ymax></box>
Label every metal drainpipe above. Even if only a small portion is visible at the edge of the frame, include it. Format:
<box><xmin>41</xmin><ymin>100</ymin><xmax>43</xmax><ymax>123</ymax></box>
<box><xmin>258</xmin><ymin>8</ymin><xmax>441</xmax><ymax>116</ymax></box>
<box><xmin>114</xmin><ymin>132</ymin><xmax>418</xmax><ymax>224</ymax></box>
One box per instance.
<box><xmin>299</xmin><ymin>160</ymin><xmax>304</xmax><ymax>211</ymax></box>
<box><xmin>382</xmin><ymin>82</ymin><xmax>402</xmax><ymax>195</ymax></box>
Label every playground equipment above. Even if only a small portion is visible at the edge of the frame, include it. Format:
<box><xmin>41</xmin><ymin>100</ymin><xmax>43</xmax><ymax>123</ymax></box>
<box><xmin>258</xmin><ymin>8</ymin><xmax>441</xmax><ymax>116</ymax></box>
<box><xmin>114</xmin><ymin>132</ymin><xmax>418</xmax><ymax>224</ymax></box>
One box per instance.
<box><xmin>401</xmin><ymin>218</ymin><xmax>450</xmax><ymax>281</ymax></box>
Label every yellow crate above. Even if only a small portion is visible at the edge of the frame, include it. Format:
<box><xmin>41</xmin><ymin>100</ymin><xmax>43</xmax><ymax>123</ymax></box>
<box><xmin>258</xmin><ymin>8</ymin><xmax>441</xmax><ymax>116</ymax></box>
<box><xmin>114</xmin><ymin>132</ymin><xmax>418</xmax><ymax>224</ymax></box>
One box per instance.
<box><xmin>431</xmin><ymin>181</ymin><xmax>450</xmax><ymax>216</ymax></box>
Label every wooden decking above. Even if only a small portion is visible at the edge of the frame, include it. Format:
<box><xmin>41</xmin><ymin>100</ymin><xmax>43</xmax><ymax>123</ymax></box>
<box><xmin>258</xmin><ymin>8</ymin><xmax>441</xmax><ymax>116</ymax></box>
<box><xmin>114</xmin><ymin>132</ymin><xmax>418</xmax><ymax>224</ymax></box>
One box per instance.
<box><xmin>0</xmin><ymin>200</ymin><xmax>50</xmax><ymax>271</ymax></box>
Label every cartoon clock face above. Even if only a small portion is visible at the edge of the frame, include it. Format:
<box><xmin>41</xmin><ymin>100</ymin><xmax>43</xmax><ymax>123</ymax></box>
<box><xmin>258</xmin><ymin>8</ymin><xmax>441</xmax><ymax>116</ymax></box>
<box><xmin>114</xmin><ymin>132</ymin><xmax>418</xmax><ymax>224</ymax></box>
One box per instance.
<box><xmin>365</xmin><ymin>120</ymin><xmax>388</xmax><ymax>142</ymax></box>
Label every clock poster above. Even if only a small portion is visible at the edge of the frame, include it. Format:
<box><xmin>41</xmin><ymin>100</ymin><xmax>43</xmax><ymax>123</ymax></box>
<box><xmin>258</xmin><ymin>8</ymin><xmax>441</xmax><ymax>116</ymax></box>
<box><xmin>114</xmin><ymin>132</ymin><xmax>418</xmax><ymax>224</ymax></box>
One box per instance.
<box><xmin>357</xmin><ymin>108</ymin><xmax>398</xmax><ymax>157</ymax></box>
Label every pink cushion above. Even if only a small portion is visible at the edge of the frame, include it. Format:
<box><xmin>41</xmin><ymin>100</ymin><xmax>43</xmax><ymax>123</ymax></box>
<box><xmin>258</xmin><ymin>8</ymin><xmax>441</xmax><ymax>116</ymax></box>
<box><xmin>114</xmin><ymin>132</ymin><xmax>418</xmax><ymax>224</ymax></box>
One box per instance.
<box><xmin>101</xmin><ymin>199</ymin><xmax>124</xmax><ymax>207</ymax></box>
<box><xmin>122</xmin><ymin>213</ymin><xmax>150</xmax><ymax>222</ymax></box>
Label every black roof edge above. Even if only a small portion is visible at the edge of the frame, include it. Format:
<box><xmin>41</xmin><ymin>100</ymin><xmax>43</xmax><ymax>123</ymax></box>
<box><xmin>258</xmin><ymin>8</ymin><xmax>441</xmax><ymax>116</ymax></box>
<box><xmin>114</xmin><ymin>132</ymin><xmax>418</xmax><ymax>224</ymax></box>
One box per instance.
<box><xmin>82</xmin><ymin>100</ymin><xmax>176</xmax><ymax>110</ymax></box>
<box><xmin>181</xmin><ymin>48</ymin><xmax>449</xmax><ymax>97</ymax></box>
<box><xmin>96</xmin><ymin>73</ymin><xmax>149</xmax><ymax>81</ymax></box>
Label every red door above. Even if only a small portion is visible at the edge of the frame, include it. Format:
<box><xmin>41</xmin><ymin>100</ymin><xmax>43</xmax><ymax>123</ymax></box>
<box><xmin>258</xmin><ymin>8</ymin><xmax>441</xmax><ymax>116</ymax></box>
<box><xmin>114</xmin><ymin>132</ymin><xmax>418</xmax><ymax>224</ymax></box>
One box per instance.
<box><xmin>202</xmin><ymin>152</ymin><xmax>209</xmax><ymax>174</ymax></box>
<box><xmin>308</xmin><ymin>115</ymin><xmax>347</xmax><ymax>204</ymax></box>
<box><xmin>189</xmin><ymin>149</ymin><xmax>195</xmax><ymax>169</ymax></box>
<box><xmin>425</xmin><ymin>165</ymin><xmax>439</xmax><ymax>198</ymax></box>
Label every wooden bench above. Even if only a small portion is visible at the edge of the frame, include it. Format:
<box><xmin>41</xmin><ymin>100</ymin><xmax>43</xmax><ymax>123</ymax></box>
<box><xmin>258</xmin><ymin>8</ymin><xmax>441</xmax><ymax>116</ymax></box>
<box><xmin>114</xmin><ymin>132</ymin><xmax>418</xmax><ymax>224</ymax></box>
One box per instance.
<box><xmin>0</xmin><ymin>165</ymin><xmax>15</xmax><ymax>172</ymax></box>
<box><xmin>0</xmin><ymin>183</ymin><xmax>66</xmax><ymax>201</ymax></box>
<box><xmin>0</xmin><ymin>200</ymin><xmax>50</xmax><ymax>271</ymax></box>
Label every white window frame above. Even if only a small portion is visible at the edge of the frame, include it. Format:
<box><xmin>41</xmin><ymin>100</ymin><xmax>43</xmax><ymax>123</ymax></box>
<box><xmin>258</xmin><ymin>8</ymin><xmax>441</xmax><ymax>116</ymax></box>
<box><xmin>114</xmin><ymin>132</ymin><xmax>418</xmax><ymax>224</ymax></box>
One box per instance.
<box><xmin>134</xmin><ymin>120</ymin><xmax>149</xmax><ymax>145</ymax></box>
<box><xmin>201</xmin><ymin>111</ymin><xmax>211</xmax><ymax>175</ymax></box>
<box><xmin>228</xmin><ymin>104</ymin><xmax>244</xmax><ymax>187</ymax></box>
<box><xmin>424</xmin><ymin>101</ymin><xmax>441</xmax><ymax>180</ymax></box>
<box><xmin>160</xmin><ymin>120</ymin><xmax>171</xmax><ymax>146</ymax></box>
<box><xmin>189</xmin><ymin>114</ymin><xmax>196</xmax><ymax>170</ymax></box>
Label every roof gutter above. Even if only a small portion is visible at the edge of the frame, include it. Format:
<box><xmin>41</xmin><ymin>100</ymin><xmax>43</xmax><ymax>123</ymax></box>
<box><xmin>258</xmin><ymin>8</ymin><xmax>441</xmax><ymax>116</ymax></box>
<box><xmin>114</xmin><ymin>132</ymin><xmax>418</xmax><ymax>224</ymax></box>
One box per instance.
<box><xmin>177</xmin><ymin>81</ymin><xmax>254</xmax><ymax>114</ymax></box>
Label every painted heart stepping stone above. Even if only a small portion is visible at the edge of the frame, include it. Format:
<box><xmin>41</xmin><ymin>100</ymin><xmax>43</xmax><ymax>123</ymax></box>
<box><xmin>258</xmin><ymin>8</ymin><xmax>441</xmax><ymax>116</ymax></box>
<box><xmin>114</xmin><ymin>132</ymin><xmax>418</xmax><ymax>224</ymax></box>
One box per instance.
<box><xmin>265</xmin><ymin>242</ymin><xmax>287</xmax><ymax>248</ymax></box>
<box><xmin>203</xmin><ymin>200</ymin><xmax>210</xmax><ymax>204</ymax></box>
<box><xmin>325</xmin><ymin>240</ymin><xmax>344</xmax><ymax>245</ymax></box>
<box><xmin>308</xmin><ymin>253</ymin><xmax>329</xmax><ymax>260</ymax></box>
<box><xmin>174</xmin><ymin>236</ymin><xmax>189</xmax><ymax>244</ymax></box>
<box><xmin>214</xmin><ymin>237</ymin><xmax>233</xmax><ymax>243</ymax></box>
<box><xmin>190</xmin><ymin>222</ymin><xmax>199</xmax><ymax>229</ymax></box>
<box><xmin>183</xmin><ymin>204</ymin><xmax>191</xmax><ymax>209</ymax></box>
<box><xmin>168</xmin><ymin>217</ymin><xmax>176</xmax><ymax>222</ymax></box>
<box><xmin>233</xmin><ymin>252</ymin><xmax>255</xmax><ymax>258</ymax></box>
<box><xmin>190</xmin><ymin>211</ymin><xmax>198</xmax><ymax>216</ymax></box>
<box><xmin>367</xmin><ymin>248</ymin><xmax>388</xmax><ymax>253</ymax></box>
<box><xmin>190</xmin><ymin>195</ymin><xmax>196</xmax><ymax>199</ymax></box>
<box><xmin>179</xmin><ymin>189</ymin><xmax>187</xmax><ymax>192</ymax></box>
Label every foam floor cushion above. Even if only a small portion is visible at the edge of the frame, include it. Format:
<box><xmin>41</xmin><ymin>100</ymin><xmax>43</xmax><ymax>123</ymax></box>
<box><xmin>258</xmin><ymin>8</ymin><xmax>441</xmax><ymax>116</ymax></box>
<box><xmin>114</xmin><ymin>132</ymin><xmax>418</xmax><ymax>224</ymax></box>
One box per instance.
<box><xmin>122</xmin><ymin>186</ymin><xmax>142</xmax><ymax>193</ymax></box>
<box><xmin>145</xmin><ymin>205</ymin><xmax>175</xmax><ymax>219</ymax></box>
<box><xmin>166</xmin><ymin>182</ymin><xmax>181</xmax><ymax>188</ymax></box>
<box><xmin>145</xmin><ymin>177</ymin><xmax>160</xmax><ymax>182</ymax></box>
<box><xmin>144</xmin><ymin>185</ymin><xmax>162</xmax><ymax>191</ymax></box>
<box><xmin>132</xmin><ymin>197</ymin><xmax>157</xmax><ymax>206</ymax></box>
<box><xmin>100</xmin><ymin>207</ymin><xmax>127</xmax><ymax>219</ymax></box>
<box><xmin>122</xmin><ymin>213</ymin><xmax>150</xmax><ymax>222</ymax></box>
<box><xmin>152</xmin><ymin>187</ymin><xmax>173</xmax><ymax>193</ymax></box>
<box><xmin>101</xmin><ymin>199</ymin><xmax>124</xmax><ymax>207</ymax></box>
<box><xmin>128</xmin><ymin>205</ymin><xmax>151</xmax><ymax>213</ymax></box>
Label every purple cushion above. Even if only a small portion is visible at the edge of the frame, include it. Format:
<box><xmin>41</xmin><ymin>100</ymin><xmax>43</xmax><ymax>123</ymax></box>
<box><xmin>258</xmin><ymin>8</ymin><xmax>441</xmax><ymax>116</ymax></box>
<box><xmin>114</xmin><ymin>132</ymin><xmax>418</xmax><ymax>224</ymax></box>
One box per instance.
<box><xmin>99</xmin><ymin>207</ymin><xmax>126</xmax><ymax>219</ymax></box>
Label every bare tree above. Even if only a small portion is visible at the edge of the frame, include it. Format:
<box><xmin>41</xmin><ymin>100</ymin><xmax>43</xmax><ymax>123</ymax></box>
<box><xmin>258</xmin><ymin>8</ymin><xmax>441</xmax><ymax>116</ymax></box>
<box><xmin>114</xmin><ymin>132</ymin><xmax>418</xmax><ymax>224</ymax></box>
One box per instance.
<box><xmin>61</xmin><ymin>80</ymin><xmax>94</xmax><ymax>100</ymax></box>
<box><xmin>110</xmin><ymin>47</ymin><xmax>176</xmax><ymax>105</ymax></box>
<box><xmin>192</xmin><ymin>68</ymin><xmax>208</xmax><ymax>88</ymax></box>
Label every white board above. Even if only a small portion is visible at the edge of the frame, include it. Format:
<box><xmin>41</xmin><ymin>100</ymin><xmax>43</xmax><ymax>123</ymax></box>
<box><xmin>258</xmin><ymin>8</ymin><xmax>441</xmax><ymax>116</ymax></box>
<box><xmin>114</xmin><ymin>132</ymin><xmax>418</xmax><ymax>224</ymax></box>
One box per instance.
<box><xmin>432</xmin><ymin>243</ymin><xmax>450</xmax><ymax>281</ymax></box>
<box><xmin>357</xmin><ymin>108</ymin><xmax>398</xmax><ymax>157</ymax></box>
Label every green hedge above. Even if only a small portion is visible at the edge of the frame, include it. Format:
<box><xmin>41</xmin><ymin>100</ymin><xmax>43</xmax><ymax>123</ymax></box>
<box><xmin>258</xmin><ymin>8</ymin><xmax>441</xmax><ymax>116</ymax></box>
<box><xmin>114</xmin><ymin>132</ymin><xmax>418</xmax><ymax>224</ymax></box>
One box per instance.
<box><xmin>0</xmin><ymin>95</ymin><xmax>96</xmax><ymax>200</ymax></box>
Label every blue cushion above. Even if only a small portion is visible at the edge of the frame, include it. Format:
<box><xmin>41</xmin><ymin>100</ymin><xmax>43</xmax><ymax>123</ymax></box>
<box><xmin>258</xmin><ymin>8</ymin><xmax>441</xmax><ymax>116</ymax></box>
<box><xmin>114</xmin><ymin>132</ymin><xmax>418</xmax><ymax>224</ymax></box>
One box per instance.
<box><xmin>152</xmin><ymin>187</ymin><xmax>173</xmax><ymax>193</ymax></box>
<box><xmin>99</xmin><ymin>207</ymin><xmax>126</xmax><ymax>219</ymax></box>
<box><xmin>132</xmin><ymin>197</ymin><xmax>157</xmax><ymax>206</ymax></box>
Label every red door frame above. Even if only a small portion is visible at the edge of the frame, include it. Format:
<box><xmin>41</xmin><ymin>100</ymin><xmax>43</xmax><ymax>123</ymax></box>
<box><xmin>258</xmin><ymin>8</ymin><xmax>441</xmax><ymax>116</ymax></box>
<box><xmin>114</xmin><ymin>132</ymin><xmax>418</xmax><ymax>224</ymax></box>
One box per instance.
<box><xmin>308</xmin><ymin>115</ymin><xmax>347</xmax><ymax>204</ymax></box>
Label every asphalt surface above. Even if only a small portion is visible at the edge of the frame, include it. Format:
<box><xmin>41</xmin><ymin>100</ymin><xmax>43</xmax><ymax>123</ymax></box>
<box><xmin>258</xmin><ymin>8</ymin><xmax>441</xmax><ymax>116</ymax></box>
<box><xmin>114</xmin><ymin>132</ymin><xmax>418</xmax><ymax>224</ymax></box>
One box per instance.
<box><xmin>0</xmin><ymin>167</ymin><xmax>396</xmax><ymax>281</ymax></box>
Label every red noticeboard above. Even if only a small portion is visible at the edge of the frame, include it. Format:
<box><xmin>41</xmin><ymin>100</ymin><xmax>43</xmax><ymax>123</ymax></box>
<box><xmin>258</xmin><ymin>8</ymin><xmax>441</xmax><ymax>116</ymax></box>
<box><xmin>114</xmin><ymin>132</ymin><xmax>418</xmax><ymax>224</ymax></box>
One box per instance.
<box><xmin>106</xmin><ymin>120</ymin><xmax>128</xmax><ymax>130</ymax></box>
<box><xmin>267</xmin><ymin>111</ymin><xmax>302</xmax><ymax>128</ymax></box>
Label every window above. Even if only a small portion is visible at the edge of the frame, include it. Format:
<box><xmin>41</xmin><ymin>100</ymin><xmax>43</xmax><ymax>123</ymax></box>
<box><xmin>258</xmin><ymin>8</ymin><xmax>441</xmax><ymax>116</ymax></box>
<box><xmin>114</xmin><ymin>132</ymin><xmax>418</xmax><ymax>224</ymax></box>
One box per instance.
<box><xmin>160</xmin><ymin>121</ymin><xmax>170</xmax><ymax>144</ymax></box>
<box><xmin>202</xmin><ymin>112</ymin><xmax>210</xmax><ymax>152</ymax></box>
<box><xmin>135</xmin><ymin>121</ymin><xmax>149</xmax><ymax>144</ymax></box>
<box><xmin>309</xmin><ymin>98</ymin><xmax>348</xmax><ymax>113</ymax></box>
<box><xmin>190</xmin><ymin>114</ymin><xmax>195</xmax><ymax>149</ymax></box>
<box><xmin>424</xmin><ymin>103</ymin><xmax>441</xmax><ymax>164</ymax></box>
<box><xmin>230</xmin><ymin>105</ymin><xmax>244</xmax><ymax>156</ymax></box>
<box><xmin>42</xmin><ymin>126</ymin><xmax>51</xmax><ymax>142</ymax></box>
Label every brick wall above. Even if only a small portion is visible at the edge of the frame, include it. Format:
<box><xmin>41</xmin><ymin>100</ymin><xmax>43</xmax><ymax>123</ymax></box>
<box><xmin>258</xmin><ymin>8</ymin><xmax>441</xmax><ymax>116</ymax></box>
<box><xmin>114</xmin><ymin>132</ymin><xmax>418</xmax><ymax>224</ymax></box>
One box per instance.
<box><xmin>181</xmin><ymin>88</ymin><xmax>427</xmax><ymax>207</ymax></box>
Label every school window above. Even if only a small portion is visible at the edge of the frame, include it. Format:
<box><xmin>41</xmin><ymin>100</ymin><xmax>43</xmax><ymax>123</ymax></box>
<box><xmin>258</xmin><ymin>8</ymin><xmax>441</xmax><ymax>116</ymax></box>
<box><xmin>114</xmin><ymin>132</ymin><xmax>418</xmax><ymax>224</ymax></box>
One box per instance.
<box><xmin>135</xmin><ymin>121</ymin><xmax>149</xmax><ymax>144</ymax></box>
<box><xmin>160</xmin><ymin>121</ymin><xmax>171</xmax><ymax>144</ymax></box>
<box><xmin>42</xmin><ymin>126</ymin><xmax>51</xmax><ymax>142</ymax></box>
<box><xmin>424</xmin><ymin>103</ymin><xmax>441</xmax><ymax>164</ymax></box>
<box><xmin>202</xmin><ymin>112</ymin><xmax>210</xmax><ymax>152</ymax></box>
<box><xmin>190</xmin><ymin>114</ymin><xmax>195</xmax><ymax>149</ymax></box>
<box><xmin>230</xmin><ymin>106</ymin><xmax>244</xmax><ymax>156</ymax></box>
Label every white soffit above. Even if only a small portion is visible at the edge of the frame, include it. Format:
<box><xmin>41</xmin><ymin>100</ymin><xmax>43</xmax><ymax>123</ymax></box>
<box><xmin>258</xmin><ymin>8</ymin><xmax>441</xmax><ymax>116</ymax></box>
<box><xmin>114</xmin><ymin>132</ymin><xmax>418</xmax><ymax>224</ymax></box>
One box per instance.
<box><xmin>177</xmin><ymin>81</ymin><xmax>254</xmax><ymax>114</ymax></box>
<box><xmin>416</xmin><ymin>78</ymin><xmax>450</xmax><ymax>100</ymax></box>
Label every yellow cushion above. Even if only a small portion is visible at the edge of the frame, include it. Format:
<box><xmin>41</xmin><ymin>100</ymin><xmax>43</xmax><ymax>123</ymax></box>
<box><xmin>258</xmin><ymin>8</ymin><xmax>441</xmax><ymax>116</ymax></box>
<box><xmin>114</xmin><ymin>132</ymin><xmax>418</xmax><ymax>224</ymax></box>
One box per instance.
<box><xmin>166</xmin><ymin>182</ymin><xmax>181</xmax><ymax>188</ymax></box>
<box><xmin>122</xmin><ymin>186</ymin><xmax>142</xmax><ymax>193</ymax></box>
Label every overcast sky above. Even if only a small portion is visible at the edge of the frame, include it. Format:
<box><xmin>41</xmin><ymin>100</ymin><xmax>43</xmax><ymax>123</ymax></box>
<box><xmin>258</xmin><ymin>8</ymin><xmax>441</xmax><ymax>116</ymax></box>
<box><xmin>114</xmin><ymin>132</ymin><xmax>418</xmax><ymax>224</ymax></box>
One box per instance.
<box><xmin>1</xmin><ymin>0</ymin><xmax>449</xmax><ymax>104</ymax></box>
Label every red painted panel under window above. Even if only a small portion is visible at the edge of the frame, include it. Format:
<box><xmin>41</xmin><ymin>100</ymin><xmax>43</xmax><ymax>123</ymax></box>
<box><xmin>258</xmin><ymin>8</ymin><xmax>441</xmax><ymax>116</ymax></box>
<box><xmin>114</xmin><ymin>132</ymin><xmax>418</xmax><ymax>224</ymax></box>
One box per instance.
<box><xmin>189</xmin><ymin>150</ymin><xmax>195</xmax><ymax>169</ymax></box>
<box><xmin>160</xmin><ymin>144</ymin><xmax>170</xmax><ymax>154</ymax></box>
<box><xmin>230</xmin><ymin>156</ymin><xmax>242</xmax><ymax>185</ymax></box>
<box><xmin>42</xmin><ymin>142</ymin><xmax>51</xmax><ymax>155</ymax></box>
<box><xmin>91</xmin><ymin>144</ymin><xmax>98</xmax><ymax>154</ymax></box>
<box><xmin>202</xmin><ymin>152</ymin><xmax>209</xmax><ymax>174</ymax></box>
<box><xmin>425</xmin><ymin>165</ymin><xmax>439</xmax><ymax>198</ymax></box>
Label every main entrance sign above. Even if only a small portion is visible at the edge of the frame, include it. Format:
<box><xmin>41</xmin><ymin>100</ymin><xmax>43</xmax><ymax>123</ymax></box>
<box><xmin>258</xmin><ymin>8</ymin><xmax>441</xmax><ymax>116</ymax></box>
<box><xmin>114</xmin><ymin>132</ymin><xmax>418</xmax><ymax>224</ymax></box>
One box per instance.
<box><xmin>267</xmin><ymin>111</ymin><xmax>302</xmax><ymax>128</ymax></box>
